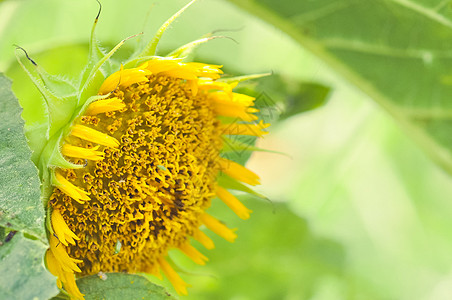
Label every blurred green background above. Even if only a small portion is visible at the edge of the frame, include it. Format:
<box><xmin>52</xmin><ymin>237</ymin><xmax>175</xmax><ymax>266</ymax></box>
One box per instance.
<box><xmin>2</xmin><ymin>0</ymin><xmax>452</xmax><ymax>299</ymax></box>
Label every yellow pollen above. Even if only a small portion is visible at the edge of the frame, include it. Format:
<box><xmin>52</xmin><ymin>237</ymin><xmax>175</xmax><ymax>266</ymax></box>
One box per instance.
<box><xmin>216</xmin><ymin>186</ymin><xmax>252</xmax><ymax>220</ymax></box>
<box><xmin>85</xmin><ymin>97</ymin><xmax>127</xmax><ymax>115</ymax></box>
<box><xmin>200</xmin><ymin>213</ymin><xmax>237</xmax><ymax>243</ymax></box>
<box><xmin>61</xmin><ymin>144</ymin><xmax>104</xmax><ymax>161</ymax></box>
<box><xmin>219</xmin><ymin>158</ymin><xmax>260</xmax><ymax>186</ymax></box>
<box><xmin>70</xmin><ymin>124</ymin><xmax>120</xmax><ymax>148</ymax></box>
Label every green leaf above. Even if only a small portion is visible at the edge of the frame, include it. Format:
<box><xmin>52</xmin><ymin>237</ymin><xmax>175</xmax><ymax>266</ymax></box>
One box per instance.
<box><xmin>279</xmin><ymin>81</ymin><xmax>331</xmax><ymax>120</ymax></box>
<box><xmin>0</xmin><ymin>233</ymin><xmax>58</xmax><ymax>300</ymax></box>
<box><xmin>227</xmin><ymin>0</ymin><xmax>452</xmax><ymax>174</ymax></box>
<box><xmin>75</xmin><ymin>273</ymin><xmax>175</xmax><ymax>300</ymax></box>
<box><xmin>0</xmin><ymin>74</ymin><xmax>45</xmax><ymax>240</ymax></box>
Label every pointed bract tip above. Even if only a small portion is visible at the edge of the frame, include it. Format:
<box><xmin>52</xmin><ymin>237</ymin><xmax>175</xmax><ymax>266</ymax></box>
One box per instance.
<box><xmin>14</xmin><ymin>45</ymin><xmax>37</xmax><ymax>66</ymax></box>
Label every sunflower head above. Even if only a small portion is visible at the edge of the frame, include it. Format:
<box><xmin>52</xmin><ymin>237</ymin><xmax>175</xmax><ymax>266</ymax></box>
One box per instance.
<box><xmin>16</xmin><ymin>1</ymin><xmax>270</xmax><ymax>298</ymax></box>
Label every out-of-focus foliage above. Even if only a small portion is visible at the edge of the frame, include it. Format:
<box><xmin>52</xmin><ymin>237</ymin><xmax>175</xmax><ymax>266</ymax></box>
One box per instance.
<box><xmin>229</xmin><ymin>0</ymin><xmax>452</xmax><ymax>175</ymax></box>
<box><xmin>2</xmin><ymin>0</ymin><xmax>452</xmax><ymax>299</ymax></box>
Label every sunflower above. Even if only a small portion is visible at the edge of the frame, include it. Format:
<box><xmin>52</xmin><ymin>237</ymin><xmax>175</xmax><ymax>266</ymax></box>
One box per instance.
<box><xmin>16</xmin><ymin>1</ymin><xmax>269</xmax><ymax>298</ymax></box>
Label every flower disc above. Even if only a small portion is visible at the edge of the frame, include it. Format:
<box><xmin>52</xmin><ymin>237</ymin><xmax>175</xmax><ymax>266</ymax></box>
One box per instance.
<box><xmin>50</xmin><ymin>72</ymin><xmax>224</xmax><ymax>275</ymax></box>
<box><xmin>16</xmin><ymin>3</ymin><xmax>270</xmax><ymax>296</ymax></box>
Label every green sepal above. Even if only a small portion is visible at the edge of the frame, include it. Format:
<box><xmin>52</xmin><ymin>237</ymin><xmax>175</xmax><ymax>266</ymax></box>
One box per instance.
<box><xmin>25</xmin><ymin>122</ymin><xmax>49</xmax><ymax>167</ymax></box>
<box><xmin>39</xmin><ymin>130</ymin><xmax>82</xmax><ymax>173</ymax></box>
<box><xmin>15</xmin><ymin>51</ymin><xmax>78</xmax><ymax>138</ymax></box>
<box><xmin>78</xmin><ymin>3</ymin><xmax>109</xmax><ymax>97</ymax></box>
<box><xmin>40</xmin><ymin>171</ymin><xmax>55</xmax><ymax>209</ymax></box>
<box><xmin>46</xmin><ymin>205</ymin><xmax>54</xmax><ymax>236</ymax></box>
<box><xmin>47</xmin><ymin>94</ymin><xmax>77</xmax><ymax>138</ymax></box>
<box><xmin>35</xmin><ymin>66</ymin><xmax>77</xmax><ymax>98</ymax></box>
<box><xmin>50</xmin><ymin>171</ymin><xmax>60</xmax><ymax>190</ymax></box>
<box><xmin>41</xmin><ymin>93</ymin><xmax>109</xmax><ymax>175</ymax></box>
<box><xmin>217</xmin><ymin>173</ymin><xmax>266</xmax><ymax>199</ymax></box>
<box><xmin>78</xmin><ymin>69</ymin><xmax>106</xmax><ymax>107</ymax></box>
<box><xmin>136</xmin><ymin>0</ymin><xmax>198</xmax><ymax>59</ymax></box>
<box><xmin>78</xmin><ymin>33</ymin><xmax>141</xmax><ymax>107</ymax></box>
<box><xmin>166</xmin><ymin>36</ymin><xmax>224</xmax><ymax>59</ymax></box>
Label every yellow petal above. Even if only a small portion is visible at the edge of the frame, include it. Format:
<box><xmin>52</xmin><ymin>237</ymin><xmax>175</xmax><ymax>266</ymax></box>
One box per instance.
<box><xmin>179</xmin><ymin>243</ymin><xmax>208</xmax><ymax>265</ymax></box>
<box><xmin>85</xmin><ymin>97</ymin><xmax>126</xmax><ymax>115</ymax></box>
<box><xmin>211</xmin><ymin>93</ymin><xmax>258</xmax><ymax>121</ymax></box>
<box><xmin>218</xmin><ymin>158</ymin><xmax>260</xmax><ymax>186</ymax></box>
<box><xmin>219</xmin><ymin>120</ymin><xmax>270</xmax><ymax>137</ymax></box>
<box><xmin>139</xmin><ymin>58</ymin><xmax>181</xmax><ymax>74</ymax></box>
<box><xmin>216</xmin><ymin>186</ymin><xmax>252</xmax><ymax>220</ymax></box>
<box><xmin>61</xmin><ymin>144</ymin><xmax>104</xmax><ymax>161</ymax></box>
<box><xmin>158</xmin><ymin>258</ymin><xmax>190</xmax><ymax>295</ymax></box>
<box><xmin>49</xmin><ymin>235</ymin><xmax>82</xmax><ymax>273</ymax></box>
<box><xmin>143</xmin><ymin>59</ymin><xmax>223</xmax><ymax>79</ymax></box>
<box><xmin>52</xmin><ymin>208</ymin><xmax>80</xmax><ymax>246</ymax></box>
<box><xmin>61</xmin><ymin>271</ymin><xmax>85</xmax><ymax>300</ymax></box>
<box><xmin>186</xmin><ymin>62</ymin><xmax>223</xmax><ymax>79</ymax></box>
<box><xmin>99</xmin><ymin>67</ymin><xmax>151</xmax><ymax>94</ymax></box>
<box><xmin>192</xmin><ymin>229</ymin><xmax>215</xmax><ymax>250</ymax></box>
<box><xmin>200</xmin><ymin>213</ymin><xmax>237</xmax><ymax>243</ymax></box>
<box><xmin>232</xmin><ymin>92</ymin><xmax>255</xmax><ymax>106</ymax></box>
<box><xmin>162</xmin><ymin>68</ymin><xmax>198</xmax><ymax>80</ymax></box>
<box><xmin>56</xmin><ymin>278</ymin><xmax>63</xmax><ymax>289</ymax></box>
<box><xmin>46</xmin><ymin>250</ymin><xmax>84</xmax><ymax>299</ymax></box>
<box><xmin>198</xmin><ymin>79</ymin><xmax>237</xmax><ymax>93</ymax></box>
<box><xmin>188</xmin><ymin>79</ymin><xmax>198</xmax><ymax>96</ymax></box>
<box><xmin>54</xmin><ymin>172</ymin><xmax>90</xmax><ymax>203</ymax></box>
<box><xmin>45</xmin><ymin>249</ymin><xmax>63</xmax><ymax>278</ymax></box>
<box><xmin>70</xmin><ymin>124</ymin><xmax>120</xmax><ymax>148</ymax></box>
<box><xmin>144</xmin><ymin>263</ymin><xmax>162</xmax><ymax>280</ymax></box>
